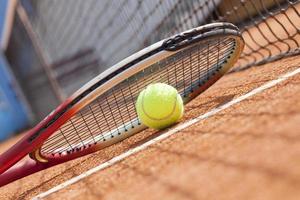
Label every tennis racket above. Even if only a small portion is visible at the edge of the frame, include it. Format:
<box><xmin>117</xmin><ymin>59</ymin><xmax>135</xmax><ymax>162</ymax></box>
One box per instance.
<box><xmin>0</xmin><ymin>22</ymin><xmax>244</xmax><ymax>187</ymax></box>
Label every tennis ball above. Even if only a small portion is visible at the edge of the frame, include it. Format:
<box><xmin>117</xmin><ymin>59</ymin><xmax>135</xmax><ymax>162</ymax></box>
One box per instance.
<box><xmin>136</xmin><ymin>83</ymin><xmax>184</xmax><ymax>130</ymax></box>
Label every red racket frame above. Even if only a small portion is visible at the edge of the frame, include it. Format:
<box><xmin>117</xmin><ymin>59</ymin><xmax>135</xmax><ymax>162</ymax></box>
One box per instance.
<box><xmin>0</xmin><ymin>23</ymin><xmax>244</xmax><ymax>187</ymax></box>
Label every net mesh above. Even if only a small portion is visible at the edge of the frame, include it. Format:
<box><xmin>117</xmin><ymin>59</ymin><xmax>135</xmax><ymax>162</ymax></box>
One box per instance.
<box><xmin>19</xmin><ymin>0</ymin><xmax>300</xmax><ymax>95</ymax></box>
<box><xmin>41</xmin><ymin>36</ymin><xmax>237</xmax><ymax>155</ymax></box>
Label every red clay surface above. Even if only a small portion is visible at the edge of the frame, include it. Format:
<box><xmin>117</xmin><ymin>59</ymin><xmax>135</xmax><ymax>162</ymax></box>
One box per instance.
<box><xmin>0</xmin><ymin>54</ymin><xmax>300</xmax><ymax>199</ymax></box>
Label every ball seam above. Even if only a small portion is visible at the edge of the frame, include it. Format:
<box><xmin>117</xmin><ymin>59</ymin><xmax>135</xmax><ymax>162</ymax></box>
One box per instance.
<box><xmin>141</xmin><ymin>92</ymin><xmax>178</xmax><ymax>121</ymax></box>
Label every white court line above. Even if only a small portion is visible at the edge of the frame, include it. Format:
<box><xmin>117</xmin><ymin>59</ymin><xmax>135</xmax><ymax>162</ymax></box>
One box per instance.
<box><xmin>33</xmin><ymin>67</ymin><xmax>300</xmax><ymax>200</ymax></box>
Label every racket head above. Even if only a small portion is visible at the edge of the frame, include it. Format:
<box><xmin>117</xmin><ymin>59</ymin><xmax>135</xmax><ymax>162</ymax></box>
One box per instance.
<box><xmin>0</xmin><ymin>23</ymin><xmax>244</xmax><ymax>171</ymax></box>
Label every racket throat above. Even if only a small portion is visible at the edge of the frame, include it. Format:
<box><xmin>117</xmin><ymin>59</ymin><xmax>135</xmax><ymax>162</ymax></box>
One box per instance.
<box><xmin>29</xmin><ymin>148</ymin><xmax>48</xmax><ymax>163</ymax></box>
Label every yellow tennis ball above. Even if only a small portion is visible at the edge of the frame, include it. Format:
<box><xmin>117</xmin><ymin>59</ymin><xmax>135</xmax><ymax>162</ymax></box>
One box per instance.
<box><xmin>136</xmin><ymin>83</ymin><xmax>184</xmax><ymax>130</ymax></box>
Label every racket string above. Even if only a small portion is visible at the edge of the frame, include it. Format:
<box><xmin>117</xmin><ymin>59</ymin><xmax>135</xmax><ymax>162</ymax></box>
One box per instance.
<box><xmin>119</xmin><ymin>84</ymin><xmax>135</xmax><ymax>129</ymax></box>
<box><xmin>78</xmin><ymin>110</ymin><xmax>97</xmax><ymax>144</ymax></box>
<box><xmin>42</xmin><ymin>40</ymin><xmax>234</xmax><ymax>153</ymax></box>
<box><xmin>86</xmin><ymin>105</ymin><xmax>104</xmax><ymax>142</ymax></box>
<box><xmin>42</xmin><ymin>43</ymin><xmax>232</xmax><ymax>153</ymax></box>
<box><xmin>41</xmin><ymin>37</ymin><xmax>236</xmax><ymax>155</ymax></box>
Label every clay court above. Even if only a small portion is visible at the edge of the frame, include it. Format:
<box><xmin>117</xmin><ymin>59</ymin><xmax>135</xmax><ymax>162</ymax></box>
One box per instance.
<box><xmin>0</xmin><ymin>0</ymin><xmax>300</xmax><ymax>200</ymax></box>
<box><xmin>0</xmin><ymin>52</ymin><xmax>299</xmax><ymax>199</ymax></box>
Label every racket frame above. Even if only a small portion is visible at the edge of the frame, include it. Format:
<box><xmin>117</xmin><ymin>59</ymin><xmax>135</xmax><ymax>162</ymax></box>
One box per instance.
<box><xmin>0</xmin><ymin>22</ymin><xmax>244</xmax><ymax>186</ymax></box>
